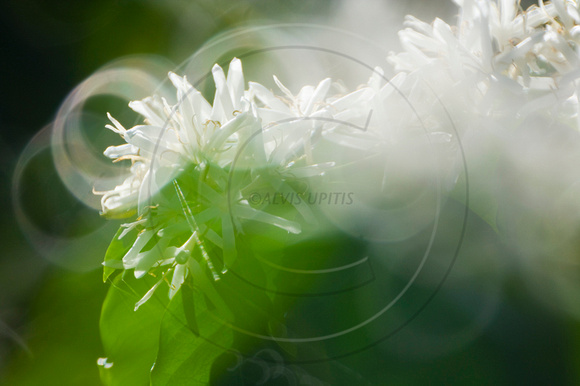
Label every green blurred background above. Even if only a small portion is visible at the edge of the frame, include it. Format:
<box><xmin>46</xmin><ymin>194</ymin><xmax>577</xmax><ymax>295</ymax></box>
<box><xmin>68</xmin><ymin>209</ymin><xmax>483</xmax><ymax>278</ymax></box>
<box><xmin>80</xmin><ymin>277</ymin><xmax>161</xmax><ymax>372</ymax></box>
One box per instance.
<box><xmin>1</xmin><ymin>0</ymin><xmax>579</xmax><ymax>384</ymax></box>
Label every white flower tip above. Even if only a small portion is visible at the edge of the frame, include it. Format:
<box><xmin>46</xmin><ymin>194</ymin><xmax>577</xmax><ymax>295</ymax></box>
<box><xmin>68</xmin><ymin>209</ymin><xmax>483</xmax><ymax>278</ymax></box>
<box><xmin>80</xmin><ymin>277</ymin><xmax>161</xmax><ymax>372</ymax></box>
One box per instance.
<box><xmin>134</xmin><ymin>275</ymin><xmax>165</xmax><ymax>311</ymax></box>
<box><xmin>134</xmin><ymin>292</ymin><xmax>150</xmax><ymax>311</ymax></box>
<box><xmin>168</xmin><ymin>71</ymin><xmax>190</xmax><ymax>89</ymax></box>
<box><xmin>167</xmin><ymin>71</ymin><xmax>180</xmax><ymax>82</ymax></box>
<box><xmin>211</xmin><ymin>63</ymin><xmax>224</xmax><ymax>74</ymax></box>
<box><xmin>105</xmin><ymin>113</ymin><xmax>127</xmax><ymax>135</ymax></box>
<box><xmin>273</xmin><ymin>75</ymin><xmax>293</xmax><ymax>99</ymax></box>
<box><xmin>288</xmin><ymin>225</ymin><xmax>301</xmax><ymax>234</ymax></box>
<box><xmin>229</xmin><ymin>57</ymin><xmax>242</xmax><ymax>70</ymax></box>
<box><xmin>97</xmin><ymin>357</ymin><xmax>113</xmax><ymax>369</ymax></box>
<box><xmin>102</xmin><ymin>260</ymin><xmax>124</xmax><ymax>269</ymax></box>
<box><xmin>272</xmin><ymin>75</ymin><xmax>282</xmax><ymax>86</ymax></box>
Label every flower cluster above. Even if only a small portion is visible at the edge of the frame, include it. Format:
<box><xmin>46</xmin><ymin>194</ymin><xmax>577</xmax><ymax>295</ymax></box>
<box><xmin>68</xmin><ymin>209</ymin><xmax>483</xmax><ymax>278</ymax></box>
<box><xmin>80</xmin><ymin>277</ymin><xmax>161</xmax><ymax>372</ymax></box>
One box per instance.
<box><xmin>98</xmin><ymin>0</ymin><xmax>580</xmax><ymax>310</ymax></box>
<box><xmin>96</xmin><ymin>58</ymin><xmax>419</xmax><ymax>309</ymax></box>
<box><xmin>386</xmin><ymin>0</ymin><xmax>580</xmax><ymax>318</ymax></box>
<box><xmin>389</xmin><ymin>0</ymin><xmax>580</xmax><ymax>123</ymax></box>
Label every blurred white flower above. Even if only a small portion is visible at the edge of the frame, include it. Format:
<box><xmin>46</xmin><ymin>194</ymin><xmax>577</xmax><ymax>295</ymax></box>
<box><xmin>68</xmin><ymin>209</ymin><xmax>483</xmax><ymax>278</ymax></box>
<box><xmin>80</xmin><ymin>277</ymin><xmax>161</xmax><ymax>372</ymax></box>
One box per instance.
<box><xmin>389</xmin><ymin>0</ymin><xmax>580</xmax><ymax>115</ymax></box>
<box><xmin>386</xmin><ymin>1</ymin><xmax>580</xmax><ymax>318</ymax></box>
<box><xmin>389</xmin><ymin>0</ymin><xmax>580</xmax><ymax>80</ymax></box>
<box><xmin>385</xmin><ymin>0</ymin><xmax>580</xmax><ymax>200</ymax></box>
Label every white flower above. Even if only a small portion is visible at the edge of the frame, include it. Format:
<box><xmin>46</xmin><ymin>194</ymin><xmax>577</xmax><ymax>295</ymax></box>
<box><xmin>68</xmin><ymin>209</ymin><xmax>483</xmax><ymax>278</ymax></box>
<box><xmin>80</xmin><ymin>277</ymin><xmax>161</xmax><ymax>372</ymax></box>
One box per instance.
<box><xmin>97</xmin><ymin>59</ymin><xmax>277</xmax><ymax>307</ymax></box>
<box><xmin>98</xmin><ymin>58</ymin><xmax>384</xmax><ymax>308</ymax></box>
<box><xmin>97</xmin><ymin>58</ymin><xmax>254</xmax><ymax>218</ymax></box>
<box><xmin>97</xmin><ymin>49</ymin><xmax>461</xmax><ymax>309</ymax></box>
<box><xmin>390</xmin><ymin>1</ymin><xmax>580</xmax><ymax>90</ymax></box>
<box><xmin>383</xmin><ymin>0</ymin><xmax>580</xmax><ymax>149</ymax></box>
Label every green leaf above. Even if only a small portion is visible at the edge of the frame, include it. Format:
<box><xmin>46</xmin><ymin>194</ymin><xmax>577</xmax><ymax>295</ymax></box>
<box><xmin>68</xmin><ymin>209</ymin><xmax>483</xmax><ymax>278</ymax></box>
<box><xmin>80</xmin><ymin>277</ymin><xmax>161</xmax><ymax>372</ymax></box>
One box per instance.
<box><xmin>150</xmin><ymin>283</ymin><xmax>234</xmax><ymax>385</ymax></box>
<box><xmin>100</xmin><ymin>274</ymin><xmax>168</xmax><ymax>386</ymax></box>
<box><xmin>103</xmin><ymin>226</ymin><xmax>138</xmax><ymax>282</ymax></box>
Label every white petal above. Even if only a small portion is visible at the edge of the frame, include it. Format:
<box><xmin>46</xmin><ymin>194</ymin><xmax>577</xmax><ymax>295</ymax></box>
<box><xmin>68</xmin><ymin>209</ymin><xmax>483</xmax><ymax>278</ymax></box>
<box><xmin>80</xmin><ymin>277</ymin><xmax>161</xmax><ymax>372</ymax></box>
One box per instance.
<box><xmin>134</xmin><ymin>248</ymin><xmax>165</xmax><ymax>278</ymax></box>
<box><xmin>103</xmin><ymin>144</ymin><xmax>137</xmax><ymax>159</ymax></box>
<box><xmin>211</xmin><ymin>64</ymin><xmax>234</xmax><ymax>122</ymax></box>
<box><xmin>168</xmin><ymin>72</ymin><xmax>194</xmax><ymax>97</ymax></box>
<box><xmin>169</xmin><ymin>264</ymin><xmax>188</xmax><ymax>299</ymax></box>
<box><xmin>273</xmin><ymin>75</ymin><xmax>295</xmax><ymax>101</ymax></box>
<box><xmin>226</xmin><ymin>58</ymin><xmax>245</xmax><ymax>110</ymax></box>
<box><xmin>122</xmin><ymin>230</ymin><xmax>154</xmax><ymax>268</ymax></box>
<box><xmin>249</xmin><ymin>81</ymin><xmax>291</xmax><ymax>112</ymax></box>
<box><xmin>302</xmin><ymin>78</ymin><xmax>332</xmax><ymax>116</ymax></box>
<box><xmin>129</xmin><ymin>97</ymin><xmax>167</xmax><ymax>127</ymax></box>
<box><xmin>234</xmin><ymin>205</ymin><xmax>301</xmax><ymax>234</ymax></box>
<box><xmin>330</xmin><ymin>88</ymin><xmax>373</xmax><ymax>111</ymax></box>
<box><xmin>134</xmin><ymin>276</ymin><xmax>164</xmax><ymax>311</ymax></box>
<box><xmin>106</xmin><ymin>113</ymin><xmax>127</xmax><ymax>135</ymax></box>
<box><xmin>499</xmin><ymin>0</ymin><xmax>517</xmax><ymax>27</ymax></box>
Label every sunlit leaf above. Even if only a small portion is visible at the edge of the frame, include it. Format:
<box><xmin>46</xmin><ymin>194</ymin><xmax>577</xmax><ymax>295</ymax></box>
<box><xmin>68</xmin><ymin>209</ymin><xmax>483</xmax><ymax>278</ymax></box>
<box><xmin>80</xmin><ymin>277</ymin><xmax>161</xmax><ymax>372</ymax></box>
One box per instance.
<box><xmin>150</xmin><ymin>284</ymin><xmax>234</xmax><ymax>385</ymax></box>
<box><xmin>103</xmin><ymin>226</ymin><xmax>138</xmax><ymax>282</ymax></box>
<box><xmin>100</xmin><ymin>274</ymin><xmax>168</xmax><ymax>386</ymax></box>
